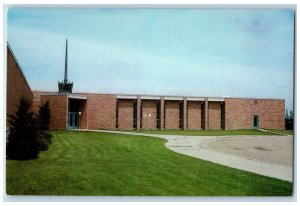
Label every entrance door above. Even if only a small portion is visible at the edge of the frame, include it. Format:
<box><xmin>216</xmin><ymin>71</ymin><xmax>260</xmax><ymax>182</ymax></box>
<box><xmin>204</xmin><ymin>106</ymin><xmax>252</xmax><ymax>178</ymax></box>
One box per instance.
<box><xmin>68</xmin><ymin>112</ymin><xmax>79</xmax><ymax>129</ymax></box>
<box><xmin>253</xmin><ymin>115</ymin><xmax>259</xmax><ymax>129</ymax></box>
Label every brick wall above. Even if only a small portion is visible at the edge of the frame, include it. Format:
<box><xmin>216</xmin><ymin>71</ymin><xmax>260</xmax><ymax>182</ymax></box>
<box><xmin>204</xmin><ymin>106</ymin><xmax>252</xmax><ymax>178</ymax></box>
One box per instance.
<box><xmin>78</xmin><ymin>100</ymin><xmax>88</xmax><ymax>129</ymax></box>
<box><xmin>6</xmin><ymin>45</ymin><xmax>33</xmax><ymax>127</ymax></box>
<box><xmin>32</xmin><ymin>91</ymin><xmax>41</xmax><ymax>112</ymax></box>
<box><xmin>187</xmin><ymin>101</ymin><xmax>201</xmax><ymax>130</ymax></box>
<box><xmin>225</xmin><ymin>98</ymin><xmax>285</xmax><ymax>130</ymax></box>
<box><xmin>165</xmin><ymin>101</ymin><xmax>180</xmax><ymax>129</ymax></box>
<box><xmin>208</xmin><ymin>102</ymin><xmax>222</xmax><ymax>130</ymax></box>
<box><xmin>86</xmin><ymin>94</ymin><xmax>116</xmax><ymax>130</ymax></box>
<box><xmin>141</xmin><ymin>100</ymin><xmax>158</xmax><ymax>129</ymax></box>
<box><xmin>118</xmin><ymin>99</ymin><xmax>135</xmax><ymax>130</ymax></box>
<box><xmin>41</xmin><ymin>95</ymin><xmax>68</xmax><ymax>130</ymax></box>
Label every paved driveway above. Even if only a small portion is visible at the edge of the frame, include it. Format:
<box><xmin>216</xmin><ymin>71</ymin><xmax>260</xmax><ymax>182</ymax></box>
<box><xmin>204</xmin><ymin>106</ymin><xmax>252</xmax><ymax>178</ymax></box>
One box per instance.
<box><xmin>77</xmin><ymin>129</ymin><xmax>293</xmax><ymax>182</ymax></box>
<box><xmin>163</xmin><ymin>135</ymin><xmax>293</xmax><ymax>182</ymax></box>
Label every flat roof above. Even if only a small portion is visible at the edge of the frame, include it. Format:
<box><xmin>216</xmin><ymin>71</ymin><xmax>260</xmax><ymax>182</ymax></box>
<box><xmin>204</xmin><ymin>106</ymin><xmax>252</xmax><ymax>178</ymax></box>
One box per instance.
<box><xmin>207</xmin><ymin>97</ymin><xmax>225</xmax><ymax>102</ymax></box>
<box><xmin>34</xmin><ymin>91</ymin><xmax>285</xmax><ymax>101</ymax></box>
<box><xmin>187</xmin><ymin>97</ymin><xmax>205</xmax><ymax>101</ymax></box>
<box><xmin>116</xmin><ymin>95</ymin><xmax>137</xmax><ymax>99</ymax></box>
<box><xmin>141</xmin><ymin>96</ymin><xmax>160</xmax><ymax>100</ymax></box>
<box><xmin>164</xmin><ymin>96</ymin><xmax>184</xmax><ymax>101</ymax></box>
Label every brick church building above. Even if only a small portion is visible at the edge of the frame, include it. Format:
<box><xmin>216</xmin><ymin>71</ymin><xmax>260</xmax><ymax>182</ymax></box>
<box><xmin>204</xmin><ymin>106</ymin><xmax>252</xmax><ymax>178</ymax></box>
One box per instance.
<box><xmin>6</xmin><ymin>42</ymin><xmax>285</xmax><ymax>131</ymax></box>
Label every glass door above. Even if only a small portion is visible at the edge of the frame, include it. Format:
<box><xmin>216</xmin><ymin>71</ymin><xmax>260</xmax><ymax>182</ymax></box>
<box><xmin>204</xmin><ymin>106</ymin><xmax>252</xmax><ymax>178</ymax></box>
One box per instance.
<box><xmin>253</xmin><ymin>115</ymin><xmax>259</xmax><ymax>129</ymax></box>
<box><xmin>68</xmin><ymin>112</ymin><xmax>79</xmax><ymax>129</ymax></box>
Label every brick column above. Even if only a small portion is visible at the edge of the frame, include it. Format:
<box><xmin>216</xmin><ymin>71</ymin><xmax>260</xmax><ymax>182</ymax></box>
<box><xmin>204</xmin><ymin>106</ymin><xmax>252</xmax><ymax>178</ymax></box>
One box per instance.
<box><xmin>205</xmin><ymin>97</ymin><xmax>209</xmax><ymax>130</ymax></box>
<box><xmin>183</xmin><ymin>97</ymin><xmax>187</xmax><ymax>130</ymax></box>
<box><xmin>137</xmin><ymin>96</ymin><xmax>141</xmax><ymax>130</ymax></box>
<box><xmin>79</xmin><ymin>99</ymin><xmax>88</xmax><ymax>129</ymax></box>
<box><xmin>160</xmin><ymin>97</ymin><xmax>164</xmax><ymax>130</ymax></box>
<box><xmin>224</xmin><ymin>98</ymin><xmax>228</xmax><ymax>130</ymax></box>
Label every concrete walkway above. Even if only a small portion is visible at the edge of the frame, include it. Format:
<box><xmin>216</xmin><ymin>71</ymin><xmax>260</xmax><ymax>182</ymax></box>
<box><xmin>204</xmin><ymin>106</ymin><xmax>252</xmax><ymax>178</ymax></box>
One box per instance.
<box><xmin>73</xmin><ymin>129</ymin><xmax>293</xmax><ymax>182</ymax></box>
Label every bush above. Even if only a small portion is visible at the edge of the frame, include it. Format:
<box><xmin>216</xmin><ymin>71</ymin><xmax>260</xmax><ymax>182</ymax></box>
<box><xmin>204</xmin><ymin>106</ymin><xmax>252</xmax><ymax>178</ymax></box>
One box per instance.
<box><xmin>37</xmin><ymin>101</ymin><xmax>51</xmax><ymax>131</ymax></box>
<box><xmin>285</xmin><ymin>109</ymin><xmax>293</xmax><ymax>130</ymax></box>
<box><xmin>7</xmin><ymin>98</ymin><xmax>52</xmax><ymax>160</ymax></box>
<box><xmin>37</xmin><ymin>131</ymin><xmax>52</xmax><ymax>151</ymax></box>
<box><xmin>36</xmin><ymin>101</ymin><xmax>52</xmax><ymax>150</ymax></box>
<box><xmin>7</xmin><ymin>97</ymin><xmax>39</xmax><ymax>160</ymax></box>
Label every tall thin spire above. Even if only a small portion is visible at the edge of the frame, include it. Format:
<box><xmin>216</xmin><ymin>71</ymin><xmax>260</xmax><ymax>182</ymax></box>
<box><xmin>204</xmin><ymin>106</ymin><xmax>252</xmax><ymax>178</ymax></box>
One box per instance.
<box><xmin>58</xmin><ymin>38</ymin><xmax>73</xmax><ymax>93</ymax></box>
<box><xmin>64</xmin><ymin>39</ymin><xmax>68</xmax><ymax>83</ymax></box>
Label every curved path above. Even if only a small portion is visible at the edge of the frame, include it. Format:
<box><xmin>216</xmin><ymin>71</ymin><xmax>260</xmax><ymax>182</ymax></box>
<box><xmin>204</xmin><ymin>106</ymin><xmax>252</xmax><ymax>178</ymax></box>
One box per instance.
<box><xmin>75</xmin><ymin>129</ymin><xmax>293</xmax><ymax>182</ymax></box>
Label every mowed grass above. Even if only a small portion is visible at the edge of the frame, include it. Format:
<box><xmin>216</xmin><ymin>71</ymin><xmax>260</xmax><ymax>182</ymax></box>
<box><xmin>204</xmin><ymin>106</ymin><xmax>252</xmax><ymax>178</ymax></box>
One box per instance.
<box><xmin>6</xmin><ymin>131</ymin><xmax>292</xmax><ymax>196</ymax></box>
<box><xmin>130</xmin><ymin>129</ymin><xmax>274</xmax><ymax>136</ymax></box>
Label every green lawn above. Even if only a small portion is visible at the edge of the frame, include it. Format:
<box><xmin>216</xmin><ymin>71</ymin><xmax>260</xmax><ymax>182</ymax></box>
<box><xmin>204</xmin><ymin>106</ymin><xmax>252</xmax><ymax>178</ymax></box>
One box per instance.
<box><xmin>129</xmin><ymin>129</ymin><xmax>275</xmax><ymax>136</ymax></box>
<box><xmin>6</xmin><ymin>131</ymin><xmax>292</xmax><ymax>196</ymax></box>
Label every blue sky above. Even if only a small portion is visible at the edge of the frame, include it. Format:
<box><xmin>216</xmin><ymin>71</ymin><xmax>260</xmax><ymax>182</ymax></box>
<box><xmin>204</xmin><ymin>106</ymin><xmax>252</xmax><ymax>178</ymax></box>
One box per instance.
<box><xmin>7</xmin><ymin>8</ymin><xmax>294</xmax><ymax>110</ymax></box>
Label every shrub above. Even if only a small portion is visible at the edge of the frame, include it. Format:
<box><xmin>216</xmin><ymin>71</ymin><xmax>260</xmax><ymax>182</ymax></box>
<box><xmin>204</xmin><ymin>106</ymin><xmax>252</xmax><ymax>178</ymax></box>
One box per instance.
<box><xmin>36</xmin><ymin>101</ymin><xmax>52</xmax><ymax>150</ymax></box>
<box><xmin>37</xmin><ymin>101</ymin><xmax>51</xmax><ymax>131</ymax></box>
<box><xmin>37</xmin><ymin>131</ymin><xmax>52</xmax><ymax>151</ymax></box>
<box><xmin>285</xmin><ymin>109</ymin><xmax>293</xmax><ymax>130</ymax></box>
<box><xmin>7</xmin><ymin>97</ymin><xmax>39</xmax><ymax>160</ymax></box>
<box><xmin>7</xmin><ymin>98</ymin><xmax>53</xmax><ymax>160</ymax></box>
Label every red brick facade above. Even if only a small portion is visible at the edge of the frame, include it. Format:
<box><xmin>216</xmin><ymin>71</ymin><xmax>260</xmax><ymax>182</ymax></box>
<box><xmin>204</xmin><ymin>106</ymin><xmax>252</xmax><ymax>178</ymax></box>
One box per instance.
<box><xmin>41</xmin><ymin>95</ymin><xmax>68</xmax><ymax>130</ymax></box>
<box><xmin>85</xmin><ymin>94</ymin><xmax>116</xmax><ymax>130</ymax></box>
<box><xmin>187</xmin><ymin>101</ymin><xmax>202</xmax><ymax>130</ymax></box>
<box><xmin>33</xmin><ymin>93</ymin><xmax>285</xmax><ymax>131</ymax></box>
<box><xmin>225</xmin><ymin>98</ymin><xmax>285</xmax><ymax>130</ymax></box>
<box><xmin>141</xmin><ymin>100</ymin><xmax>158</xmax><ymax>130</ymax></box>
<box><xmin>118</xmin><ymin>99</ymin><xmax>134</xmax><ymax>130</ymax></box>
<box><xmin>6</xmin><ymin>45</ymin><xmax>33</xmax><ymax>127</ymax></box>
<box><xmin>164</xmin><ymin>101</ymin><xmax>181</xmax><ymax>129</ymax></box>
<box><xmin>208</xmin><ymin>102</ymin><xmax>222</xmax><ymax>130</ymax></box>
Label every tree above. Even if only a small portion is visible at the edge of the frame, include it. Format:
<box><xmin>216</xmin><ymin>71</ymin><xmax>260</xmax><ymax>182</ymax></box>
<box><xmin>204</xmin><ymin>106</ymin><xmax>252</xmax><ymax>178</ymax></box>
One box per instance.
<box><xmin>285</xmin><ymin>108</ymin><xmax>294</xmax><ymax>130</ymax></box>
<box><xmin>36</xmin><ymin>101</ymin><xmax>52</xmax><ymax>151</ymax></box>
<box><xmin>37</xmin><ymin>101</ymin><xmax>51</xmax><ymax>131</ymax></box>
<box><xmin>7</xmin><ymin>97</ymin><xmax>39</xmax><ymax>160</ymax></box>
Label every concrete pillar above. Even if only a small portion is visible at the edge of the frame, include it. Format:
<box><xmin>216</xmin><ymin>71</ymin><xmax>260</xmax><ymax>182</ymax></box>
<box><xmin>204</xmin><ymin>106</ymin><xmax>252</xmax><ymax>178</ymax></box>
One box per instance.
<box><xmin>183</xmin><ymin>97</ymin><xmax>187</xmax><ymax>130</ymax></box>
<box><xmin>205</xmin><ymin>97</ymin><xmax>209</xmax><ymax>130</ymax></box>
<box><xmin>160</xmin><ymin>97</ymin><xmax>164</xmax><ymax>130</ymax></box>
<box><xmin>137</xmin><ymin>96</ymin><xmax>141</xmax><ymax>130</ymax></box>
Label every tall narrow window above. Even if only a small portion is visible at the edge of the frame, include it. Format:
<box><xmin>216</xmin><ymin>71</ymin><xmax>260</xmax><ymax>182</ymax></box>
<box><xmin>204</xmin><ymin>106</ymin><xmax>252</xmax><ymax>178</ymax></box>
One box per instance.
<box><xmin>133</xmin><ymin>100</ymin><xmax>137</xmax><ymax>129</ymax></box>
<box><xmin>156</xmin><ymin>100</ymin><xmax>160</xmax><ymax>129</ymax></box>
<box><xmin>201</xmin><ymin>102</ymin><xmax>205</xmax><ymax>129</ymax></box>
<box><xmin>179</xmin><ymin>101</ymin><xmax>183</xmax><ymax>129</ymax></box>
<box><xmin>116</xmin><ymin>100</ymin><xmax>119</xmax><ymax>129</ymax></box>
<box><xmin>221</xmin><ymin>102</ymin><xmax>225</xmax><ymax>130</ymax></box>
